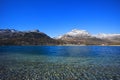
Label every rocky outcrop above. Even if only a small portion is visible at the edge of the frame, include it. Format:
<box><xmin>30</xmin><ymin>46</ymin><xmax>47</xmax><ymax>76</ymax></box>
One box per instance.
<box><xmin>0</xmin><ymin>29</ymin><xmax>61</xmax><ymax>45</ymax></box>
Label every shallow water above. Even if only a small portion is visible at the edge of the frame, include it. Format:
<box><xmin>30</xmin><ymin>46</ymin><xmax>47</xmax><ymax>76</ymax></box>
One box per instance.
<box><xmin>0</xmin><ymin>46</ymin><xmax>120</xmax><ymax>80</ymax></box>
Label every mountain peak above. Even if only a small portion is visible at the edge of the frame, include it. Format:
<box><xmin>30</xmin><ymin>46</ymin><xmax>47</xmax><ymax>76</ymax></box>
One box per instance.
<box><xmin>66</xmin><ymin>29</ymin><xmax>90</xmax><ymax>36</ymax></box>
<box><xmin>56</xmin><ymin>29</ymin><xmax>91</xmax><ymax>39</ymax></box>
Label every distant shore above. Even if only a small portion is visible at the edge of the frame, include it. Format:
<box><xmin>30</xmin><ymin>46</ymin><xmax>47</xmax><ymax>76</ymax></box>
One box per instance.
<box><xmin>0</xmin><ymin>44</ymin><xmax>120</xmax><ymax>46</ymax></box>
<box><xmin>57</xmin><ymin>44</ymin><xmax>120</xmax><ymax>46</ymax></box>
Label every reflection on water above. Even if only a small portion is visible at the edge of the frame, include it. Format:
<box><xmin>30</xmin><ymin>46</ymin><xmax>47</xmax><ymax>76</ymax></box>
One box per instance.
<box><xmin>0</xmin><ymin>46</ymin><xmax>120</xmax><ymax>80</ymax></box>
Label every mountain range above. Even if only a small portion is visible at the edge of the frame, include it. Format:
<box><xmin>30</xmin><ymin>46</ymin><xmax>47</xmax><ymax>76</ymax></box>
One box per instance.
<box><xmin>0</xmin><ymin>29</ymin><xmax>62</xmax><ymax>45</ymax></box>
<box><xmin>0</xmin><ymin>29</ymin><xmax>120</xmax><ymax>45</ymax></box>
<box><xmin>56</xmin><ymin>29</ymin><xmax>120</xmax><ymax>39</ymax></box>
<box><xmin>56</xmin><ymin>29</ymin><xmax>120</xmax><ymax>45</ymax></box>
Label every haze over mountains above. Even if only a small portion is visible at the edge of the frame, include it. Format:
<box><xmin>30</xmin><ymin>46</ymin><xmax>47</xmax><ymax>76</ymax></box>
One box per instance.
<box><xmin>0</xmin><ymin>29</ymin><xmax>120</xmax><ymax>45</ymax></box>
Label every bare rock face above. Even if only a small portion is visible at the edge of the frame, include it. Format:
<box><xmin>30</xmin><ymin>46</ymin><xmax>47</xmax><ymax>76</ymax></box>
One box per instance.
<box><xmin>0</xmin><ymin>29</ymin><xmax>59</xmax><ymax>45</ymax></box>
<box><xmin>0</xmin><ymin>29</ymin><xmax>48</xmax><ymax>38</ymax></box>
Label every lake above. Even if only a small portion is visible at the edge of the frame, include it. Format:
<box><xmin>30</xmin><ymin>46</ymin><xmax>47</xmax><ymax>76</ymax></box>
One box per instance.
<box><xmin>0</xmin><ymin>46</ymin><xmax>120</xmax><ymax>80</ymax></box>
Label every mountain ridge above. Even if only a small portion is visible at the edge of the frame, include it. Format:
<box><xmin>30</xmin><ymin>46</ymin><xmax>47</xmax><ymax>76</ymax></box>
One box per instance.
<box><xmin>56</xmin><ymin>29</ymin><xmax>120</xmax><ymax>39</ymax></box>
<box><xmin>55</xmin><ymin>29</ymin><xmax>120</xmax><ymax>45</ymax></box>
<box><xmin>0</xmin><ymin>29</ymin><xmax>62</xmax><ymax>45</ymax></box>
<box><xmin>0</xmin><ymin>29</ymin><xmax>120</xmax><ymax>45</ymax></box>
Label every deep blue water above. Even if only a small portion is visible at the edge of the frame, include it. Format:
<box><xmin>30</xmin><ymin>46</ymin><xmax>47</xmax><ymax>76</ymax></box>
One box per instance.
<box><xmin>0</xmin><ymin>46</ymin><xmax>120</xmax><ymax>80</ymax></box>
<box><xmin>0</xmin><ymin>46</ymin><xmax>120</xmax><ymax>57</ymax></box>
<box><xmin>0</xmin><ymin>46</ymin><xmax>120</xmax><ymax>65</ymax></box>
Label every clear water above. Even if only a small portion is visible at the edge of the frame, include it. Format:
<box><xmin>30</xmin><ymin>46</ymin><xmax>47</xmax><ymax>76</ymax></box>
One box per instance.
<box><xmin>0</xmin><ymin>46</ymin><xmax>120</xmax><ymax>80</ymax></box>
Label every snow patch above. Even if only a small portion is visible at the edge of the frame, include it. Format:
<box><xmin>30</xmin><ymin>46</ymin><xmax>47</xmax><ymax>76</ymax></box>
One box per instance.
<box><xmin>67</xmin><ymin>29</ymin><xmax>91</xmax><ymax>37</ymax></box>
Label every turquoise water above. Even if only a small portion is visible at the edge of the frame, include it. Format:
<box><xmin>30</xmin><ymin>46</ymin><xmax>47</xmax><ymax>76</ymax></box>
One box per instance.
<box><xmin>0</xmin><ymin>46</ymin><xmax>120</xmax><ymax>80</ymax></box>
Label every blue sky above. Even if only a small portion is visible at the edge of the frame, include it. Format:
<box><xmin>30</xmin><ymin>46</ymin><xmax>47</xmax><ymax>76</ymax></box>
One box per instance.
<box><xmin>0</xmin><ymin>0</ymin><xmax>120</xmax><ymax>37</ymax></box>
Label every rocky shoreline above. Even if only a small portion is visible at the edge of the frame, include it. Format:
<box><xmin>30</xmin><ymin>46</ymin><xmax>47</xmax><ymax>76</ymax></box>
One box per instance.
<box><xmin>0</xmin><ymin>54</ymin><xmax>120</xmax><ymax>80</ymax></box>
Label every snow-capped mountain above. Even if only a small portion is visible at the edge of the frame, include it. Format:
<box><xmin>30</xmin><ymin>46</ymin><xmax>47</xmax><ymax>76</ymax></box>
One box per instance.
<box><xmin>0</xmin><ymin>28</ymin><xmax>119</xmax><ymax>45</ymax></box>
<box><xmin>55</xmin><ymin>29</ymin><xmax>120</xmax><ymax>45</ymax></box>
<box><xmin>95</xmin><ymin>33</ymin><xmax>120</xmax><ymax>43</ymax></box>
<box><xmin>57</xmin><ymin>29</ymin><xmax>91</xmax><ymax>39</ymax></box>
<box><xmin>95</xmin><ymin>33</ymin><xmax>120</xmax><ymax>39</ymax></box>
<box><xmin>56</xmin><ymin>29</ymin><xmax>120</xmax><ymax>40</ymax></box>
<box><xmin>66</xmin><ymin>29</ymin><xmax>91</xmax><ymax>37</ymax></box>
<box><xmin>56</xmin><ymin>29</ymin><xmax>107</xmax><ymax>45</ymax></box>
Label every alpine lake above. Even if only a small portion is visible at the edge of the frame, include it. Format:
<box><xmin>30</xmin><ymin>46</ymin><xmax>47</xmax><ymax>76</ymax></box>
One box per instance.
<box><xmin>0</xmin><ymin>46</ymin><xmax>120</xmax><ymax>80</ymax></box>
